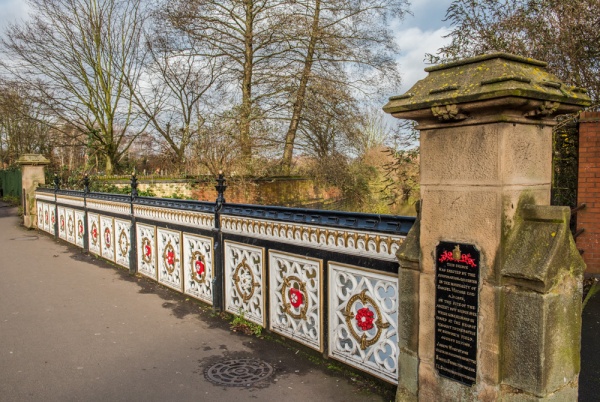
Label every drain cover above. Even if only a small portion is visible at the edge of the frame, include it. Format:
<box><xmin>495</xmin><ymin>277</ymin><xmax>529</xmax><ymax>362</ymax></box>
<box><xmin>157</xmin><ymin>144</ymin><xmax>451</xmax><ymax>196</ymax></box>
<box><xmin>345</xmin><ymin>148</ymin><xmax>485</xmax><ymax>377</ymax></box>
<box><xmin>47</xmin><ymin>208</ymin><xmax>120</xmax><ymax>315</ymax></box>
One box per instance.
<box><xmin>205</xmin><ymin>358</ymin><xmax>273</xmax><ymax>387</ymax></box>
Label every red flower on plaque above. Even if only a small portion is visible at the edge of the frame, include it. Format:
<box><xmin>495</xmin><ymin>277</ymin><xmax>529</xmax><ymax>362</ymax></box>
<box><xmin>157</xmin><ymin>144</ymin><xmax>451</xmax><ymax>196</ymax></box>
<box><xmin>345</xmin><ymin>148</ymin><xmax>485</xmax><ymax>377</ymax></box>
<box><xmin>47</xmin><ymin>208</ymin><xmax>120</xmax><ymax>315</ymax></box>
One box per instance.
<box><xmin>289</xmin><ymin>288</ymin><xmax>303</xmax><ymax>308</ymax></box>
<box><xmin>438</xmin><ymin>250</ymin><xmax>476</xmax><ymax>268</ymax></box>
<box><xmin>78</xmin><ymin>221</ymin><xmax>84</xmax><ymax>236</ymax></box>
<box><xmin>91</xmin><ymin>226</ymin><xmax>98</xmax><ymax>241</ymax></box>
<box><xmin>60</xmin><ymin>216</ymin><xmax>65</xmax><ymax>230</ymax></box>
<box><xmin>166</xmin><ymin>250</ymin><xmax>175</xmax><ymax>265</ymax></box>
<box><xmin>355</xmin><ymin>307</ymin><xmax>375</xmax><ymax>331</ymax></box>
<box><xmin>104</xmin><ymin>228</ymin><xmax>111</xmax><ymax>247</ymax></box>
<box><xmin>51</xmin><ymin>212</ymin><xmax>55</xmax><ymax>225</ymax></box>
<box><xmin>195</xmin><ymin>259</ymin><xmax>205</xmax><ymax>276</ymax></box>
<box><xmin>145</xmin><ymin>243</ymin><xmax>152</xmax><ymax>258</ymax></box>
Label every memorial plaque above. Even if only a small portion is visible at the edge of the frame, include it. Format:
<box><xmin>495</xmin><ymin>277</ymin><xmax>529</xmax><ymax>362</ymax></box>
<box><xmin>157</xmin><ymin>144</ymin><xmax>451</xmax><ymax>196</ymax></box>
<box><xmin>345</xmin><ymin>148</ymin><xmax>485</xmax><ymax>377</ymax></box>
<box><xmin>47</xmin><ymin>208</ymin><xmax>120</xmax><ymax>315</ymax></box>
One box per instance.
<box><xmin>434</xmin><ymin>241</ymin><xmax>480</xmax><ymax>386</ymax></box>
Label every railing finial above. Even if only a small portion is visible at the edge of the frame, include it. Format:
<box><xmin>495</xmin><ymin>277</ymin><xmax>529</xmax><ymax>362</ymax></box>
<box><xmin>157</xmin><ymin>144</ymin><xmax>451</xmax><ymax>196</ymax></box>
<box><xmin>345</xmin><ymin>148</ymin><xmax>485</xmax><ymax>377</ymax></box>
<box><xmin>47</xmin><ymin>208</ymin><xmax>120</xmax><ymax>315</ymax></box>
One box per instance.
<box><xmin>83</xmin><ymin>174</ymin><xmax>90</xmax><ymax>194</ymax></box>
<box><xmin>131</xmin><ymin>171</ymin><xmax>138</xmax><ymax>199</ymax></box>
<box><xmin>215</xmin><ymin>171</ymin><xmax>227</xmax><ymax>211</ymax></box>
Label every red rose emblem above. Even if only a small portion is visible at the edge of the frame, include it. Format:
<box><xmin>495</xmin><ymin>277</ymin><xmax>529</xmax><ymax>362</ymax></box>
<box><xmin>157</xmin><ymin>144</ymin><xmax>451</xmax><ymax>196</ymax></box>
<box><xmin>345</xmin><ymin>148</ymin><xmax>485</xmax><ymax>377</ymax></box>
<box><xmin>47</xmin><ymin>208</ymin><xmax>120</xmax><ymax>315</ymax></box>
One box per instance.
<box><xmin>166</xmin><ymin>250</ymin><xmax>175</xmax><ymax>265</ymax></box>
<box><xmin>104</xmin><ymin>228</ymin><xmax>111</xmax><ymax>246</ymax></box>
<box><xmin>355</xmin><ymin>307</ymin><xmax>375</xmax><ymax>331</ymax></box>
<box><xmin>91</xmin><ymin>226</ymin><xmax>98</xmax><ymax>240</ymax></box>
<box><xmin>195</xmin><ymin>259</ymin><xmax>205</xmax><ymax>276</ymax></box>
<box><xmin>289</xmin><ymin>288</ymin><xmax>303</xmax><ymax>308</ymax></box>
<box><xmin>51</xmin><ymin>213</ymin><xmax>55</xmax><ymax>224</ymax></box>
<box><xmin>78</xmin><ymin>222</ymin><xmax>84</xmax><ymax>236</ymax></box>
<box><xmin>60</xmin><ymin>216</ymin><xmax>65</xmax><ymax>230</ymax></box>
<box><xmin>145</xmin><ymin>244</ymin><xmax>152</xmax><ymax>258</ymax></box>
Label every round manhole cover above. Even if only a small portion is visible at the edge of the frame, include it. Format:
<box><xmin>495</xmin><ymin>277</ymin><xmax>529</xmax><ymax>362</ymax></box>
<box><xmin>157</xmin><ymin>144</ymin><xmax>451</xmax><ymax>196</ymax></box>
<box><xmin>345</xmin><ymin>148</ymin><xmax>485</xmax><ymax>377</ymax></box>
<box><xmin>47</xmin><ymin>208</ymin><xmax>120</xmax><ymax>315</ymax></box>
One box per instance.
<box><xmin>205</xmin><ymin>358</ymin><xmax>273</xmax><ymax>387</ymax></box>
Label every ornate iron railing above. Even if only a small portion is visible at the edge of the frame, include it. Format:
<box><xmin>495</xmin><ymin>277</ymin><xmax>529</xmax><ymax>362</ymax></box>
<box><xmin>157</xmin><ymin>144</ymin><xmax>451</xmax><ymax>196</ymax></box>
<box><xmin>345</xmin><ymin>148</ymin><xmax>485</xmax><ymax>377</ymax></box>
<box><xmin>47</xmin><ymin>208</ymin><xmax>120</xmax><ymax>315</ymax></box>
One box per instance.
<box><xmin>35</xmin><ymin>174</ymin><xmax>415</xmax><ymax>384</ymax></box>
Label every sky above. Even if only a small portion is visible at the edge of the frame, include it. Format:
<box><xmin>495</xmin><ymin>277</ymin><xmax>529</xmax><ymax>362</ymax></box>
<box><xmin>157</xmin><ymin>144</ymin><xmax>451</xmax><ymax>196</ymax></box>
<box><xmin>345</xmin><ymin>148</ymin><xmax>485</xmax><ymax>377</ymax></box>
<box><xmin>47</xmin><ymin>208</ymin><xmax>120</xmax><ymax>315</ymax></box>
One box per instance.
<box><xmin>0</xmin><ymin>0</ymin><xmax>454</xmax><ymax>95</ymax></box>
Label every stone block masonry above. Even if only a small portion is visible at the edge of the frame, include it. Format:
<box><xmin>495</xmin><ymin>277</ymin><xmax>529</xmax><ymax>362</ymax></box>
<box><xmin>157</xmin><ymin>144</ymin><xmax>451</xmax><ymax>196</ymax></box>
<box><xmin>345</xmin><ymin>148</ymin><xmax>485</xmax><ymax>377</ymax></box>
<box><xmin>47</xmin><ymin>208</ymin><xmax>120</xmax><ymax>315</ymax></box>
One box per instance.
<box><xmin>577</xmin><ymin>111</ymin><xmax>600</xmax><ymax>274</ymax></box>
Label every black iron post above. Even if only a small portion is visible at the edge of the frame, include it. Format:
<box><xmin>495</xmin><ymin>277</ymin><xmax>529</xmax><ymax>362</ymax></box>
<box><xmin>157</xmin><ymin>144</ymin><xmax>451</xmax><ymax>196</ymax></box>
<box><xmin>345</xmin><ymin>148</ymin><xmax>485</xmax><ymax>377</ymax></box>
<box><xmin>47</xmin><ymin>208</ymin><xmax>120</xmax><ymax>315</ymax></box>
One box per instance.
<box><xmin>215</xmin><ymin>171</ymin><xmax>227</xmax><ymax>219</ymax></box>
<box><xmin>83</xmin><ymin>174</ymin><xmax>90</xmax><ymax>194</ymax></box>
<box><xmin>83</xmin><ymin>174</ymin><xmax>90</xmax><ymax>252</ymax></box>
<box><xmin>129</xmin><ymin>172</ymin><xmax>138</xmax><ymax>274</ymax></box>
<box><xmin>131</xmin><ymin>172</ymin><xmax>139</xmax><ymax>200</ymax></box>
<box><xmin>53</xmin><ymin>174</ymin><xmax>60</xmax><ymax>239</ymax></box>
<box><xmin>212</xmin><ymin>171</ymin><xmax>227</xmax><ymax>311</ymax></box>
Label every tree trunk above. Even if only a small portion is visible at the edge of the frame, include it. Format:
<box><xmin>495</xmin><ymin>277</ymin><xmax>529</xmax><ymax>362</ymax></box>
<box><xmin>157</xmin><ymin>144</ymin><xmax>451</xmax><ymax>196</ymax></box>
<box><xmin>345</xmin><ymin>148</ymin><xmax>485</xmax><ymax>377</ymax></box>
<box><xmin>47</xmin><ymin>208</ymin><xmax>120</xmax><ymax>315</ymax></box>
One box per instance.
<box><xmin>240</xmin><ymin>0</ymin><xmax>254</xmax><ymax>167</ymax></box>
<box><xmin>281</xmin><ymin>0</ymin><xmax>321</xmax><ymax>176</ymax></box>
<box><xmin>105</xmin><ymin>154</ymin><xmax>113</xmax><ymax>175</ymax></box>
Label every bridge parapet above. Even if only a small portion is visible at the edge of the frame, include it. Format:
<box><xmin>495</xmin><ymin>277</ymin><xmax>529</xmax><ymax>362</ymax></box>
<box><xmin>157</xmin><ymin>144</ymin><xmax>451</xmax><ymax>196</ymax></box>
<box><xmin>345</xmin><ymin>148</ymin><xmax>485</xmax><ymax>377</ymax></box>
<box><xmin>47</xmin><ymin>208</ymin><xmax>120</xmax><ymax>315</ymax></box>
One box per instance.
<box><xmin>35</xmin><ymin>176</ymin><xmax>415</xmax><ymax>385</ymax></box>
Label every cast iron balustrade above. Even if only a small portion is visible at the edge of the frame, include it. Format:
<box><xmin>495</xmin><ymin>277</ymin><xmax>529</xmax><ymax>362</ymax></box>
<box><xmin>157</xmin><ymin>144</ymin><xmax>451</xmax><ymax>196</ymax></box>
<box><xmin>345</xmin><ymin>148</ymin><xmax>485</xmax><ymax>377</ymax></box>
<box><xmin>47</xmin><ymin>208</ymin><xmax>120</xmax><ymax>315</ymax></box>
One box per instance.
<box><xmin>35</xmin><ymin>174</ymin><xmax>415</xmax><ymax>385</ymax></box>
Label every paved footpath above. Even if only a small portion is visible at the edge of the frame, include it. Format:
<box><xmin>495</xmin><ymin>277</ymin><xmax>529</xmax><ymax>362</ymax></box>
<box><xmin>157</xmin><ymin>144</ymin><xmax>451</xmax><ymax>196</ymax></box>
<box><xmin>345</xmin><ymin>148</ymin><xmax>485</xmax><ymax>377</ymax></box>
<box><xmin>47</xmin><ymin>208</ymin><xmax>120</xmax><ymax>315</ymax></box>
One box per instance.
<box><xmin>1</xmin><ymin>202</ymin><xmax>598</xmax><ymax>401</ymax></box>
<box><xmin>0</xmin><ymin>203</ymin><xmax>390</xmax><ymax>402</ymax></box>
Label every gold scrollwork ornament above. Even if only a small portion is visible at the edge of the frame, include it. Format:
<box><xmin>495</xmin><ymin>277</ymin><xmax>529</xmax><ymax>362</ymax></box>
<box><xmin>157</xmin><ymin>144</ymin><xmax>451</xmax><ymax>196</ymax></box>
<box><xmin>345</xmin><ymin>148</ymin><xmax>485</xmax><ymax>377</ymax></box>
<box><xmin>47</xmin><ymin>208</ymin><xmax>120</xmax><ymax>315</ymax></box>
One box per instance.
<box><xmin>191</xmin><ymin>251</ymin><xmax>207</xmax><ymax>284</ymax></box>
<box><xmin>233</xmin><ymin>258</ymin><xmax>259</xmax><ymax>302</ymax></box>
<box><xmin>141</xmin><ymin>237</ymin><xmax>153</xmax><ymax>264</ymax></box>
<box><xmin>67</xmin><ymin>215</ymin><xmax>74</xmax><ymax>236</ymax></box>
<box><xmin>281</xmin><ymin>275</ymin><xmax>308</xmax><ymax>320</ymax></box>
<box><xmin>162</xmin><ymin>241</ymin><xmax>178</xmax><ymax>274</ymax></box>
<box><xmin>118</xmin><ymin>229</ymin><xmax>130</xmax><ymax>257</ymax></box>
<box><xmin>343</xmin><ymin>289</ymin><xmax>390</xmax><ymax>350</ymax></box>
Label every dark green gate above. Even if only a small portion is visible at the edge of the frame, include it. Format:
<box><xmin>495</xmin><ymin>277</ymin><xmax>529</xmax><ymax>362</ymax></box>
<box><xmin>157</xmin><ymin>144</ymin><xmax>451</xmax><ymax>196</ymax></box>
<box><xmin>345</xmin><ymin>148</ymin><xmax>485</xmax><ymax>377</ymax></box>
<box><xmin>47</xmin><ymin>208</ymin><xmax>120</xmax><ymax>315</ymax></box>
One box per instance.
<box><xmin>0</xmin><ymin>168</ymin><xmax>22</xmax><ymax>200</ymax></box>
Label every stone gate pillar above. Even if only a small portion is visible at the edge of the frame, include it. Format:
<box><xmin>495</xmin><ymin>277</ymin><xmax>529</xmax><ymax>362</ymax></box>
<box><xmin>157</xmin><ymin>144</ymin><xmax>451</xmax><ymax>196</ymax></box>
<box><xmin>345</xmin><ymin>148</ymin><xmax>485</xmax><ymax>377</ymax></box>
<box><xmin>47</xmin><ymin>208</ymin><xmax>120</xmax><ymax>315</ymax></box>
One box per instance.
<box><xmin>384</xmin><ymin>54</ymin><xmax>590</xmax><ymax>401</ymax></box>
<box><xmin>16</xmin><ymin>154</ymin><xmax>50</xmax><ymax>229</ymax></box>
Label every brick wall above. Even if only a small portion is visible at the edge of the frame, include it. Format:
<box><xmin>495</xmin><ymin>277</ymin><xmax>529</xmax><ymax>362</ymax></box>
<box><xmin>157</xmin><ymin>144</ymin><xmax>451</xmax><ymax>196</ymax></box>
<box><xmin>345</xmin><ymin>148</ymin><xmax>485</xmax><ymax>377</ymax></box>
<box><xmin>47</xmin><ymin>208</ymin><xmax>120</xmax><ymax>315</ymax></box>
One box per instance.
<box><xmin>577</xmin><ymin>111</ymin><xmax>600</xmax><ymax>274</ymax></box>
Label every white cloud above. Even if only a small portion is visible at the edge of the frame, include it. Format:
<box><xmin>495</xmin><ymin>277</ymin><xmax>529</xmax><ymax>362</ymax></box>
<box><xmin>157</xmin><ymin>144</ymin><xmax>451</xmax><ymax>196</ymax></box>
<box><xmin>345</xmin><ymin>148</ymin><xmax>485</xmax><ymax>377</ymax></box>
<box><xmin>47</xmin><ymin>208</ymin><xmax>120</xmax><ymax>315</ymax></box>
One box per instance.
<box><xmin>403</xmin><ymin>0</ymin><xmax>454</xmax><ymax>30</ymax></box>
<box><xmin>0</xmin><ymin>0</ymin><xmax>29</xmax><ymax>31</ymax></box>
<box><xmin>395</xmin><ymin>26</ymin><xmax>452</xmax><ymax>94</ymax></box>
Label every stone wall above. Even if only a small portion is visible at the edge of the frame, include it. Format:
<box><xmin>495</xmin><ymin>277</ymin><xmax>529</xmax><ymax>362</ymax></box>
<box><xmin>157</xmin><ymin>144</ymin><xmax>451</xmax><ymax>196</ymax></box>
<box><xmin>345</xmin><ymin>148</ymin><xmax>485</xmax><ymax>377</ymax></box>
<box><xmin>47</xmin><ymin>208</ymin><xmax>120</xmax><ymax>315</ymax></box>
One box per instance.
<box><xmin>110</xmin><ymin>177</ymin><xmax>341</xmax><ymax>207</ymax></box>
<box><xmin>577</xmin><ymin>111</ymin><xmax>600</xmax><ymax>274</ymax></box>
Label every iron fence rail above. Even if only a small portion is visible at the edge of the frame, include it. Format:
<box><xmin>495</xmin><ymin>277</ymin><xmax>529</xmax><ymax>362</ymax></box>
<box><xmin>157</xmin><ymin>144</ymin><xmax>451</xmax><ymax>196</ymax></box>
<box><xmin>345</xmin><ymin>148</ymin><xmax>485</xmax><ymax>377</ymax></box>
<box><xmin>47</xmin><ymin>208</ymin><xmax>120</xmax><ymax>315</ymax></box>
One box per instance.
<box><xmin>35</xmin><ymin>176</ymin><xmax>414</xmax><ymax>384</ymax></box>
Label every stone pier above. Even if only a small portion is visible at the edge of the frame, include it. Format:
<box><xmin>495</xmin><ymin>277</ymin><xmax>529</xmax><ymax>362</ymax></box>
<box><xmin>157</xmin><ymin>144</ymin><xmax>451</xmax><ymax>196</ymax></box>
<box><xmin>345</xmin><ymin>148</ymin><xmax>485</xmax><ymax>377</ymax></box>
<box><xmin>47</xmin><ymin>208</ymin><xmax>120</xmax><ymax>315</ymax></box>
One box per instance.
<box><xmin>385</xmin><ymin>53</ymin><xmax>590</xmax><ymax>401</ymax></box>
<box><xmin>16</xmin><ymin>154</ymin><xmax>49</xmax><ymax>229</ymax></box>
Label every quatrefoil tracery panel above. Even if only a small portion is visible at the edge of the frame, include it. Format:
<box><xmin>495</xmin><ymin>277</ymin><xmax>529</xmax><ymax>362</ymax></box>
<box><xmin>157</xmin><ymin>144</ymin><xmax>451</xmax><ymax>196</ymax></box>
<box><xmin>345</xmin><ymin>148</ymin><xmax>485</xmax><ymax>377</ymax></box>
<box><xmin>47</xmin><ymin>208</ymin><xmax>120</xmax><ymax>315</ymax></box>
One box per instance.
<box><xmin>87</xmin><ymin>213</ymin><xmax>100</xmax><ymax>255</ymax></box>
<box><xmin>100</xmin><ymin>216</ymin><xmax>115</xmax><ymax>262</ymax></box>
<box><xmin>37</xmin><ymin>202</ymin><xmax>44</xmax><ymax>230</ymax></box>
<box><xmin>75</xmin><ymin>210</ymin><xmax>85</xmax><ymax>248</ymax></box>
<box><xmin>157</xmin><ymin>228</ymin><xmax>182</xmax><ymax>291</ymax></box>
<box><xmin>115</xmin><ymin>218</ymin><xmax>131</xmax><ymax>268</ymax></box>
<box><xmin>224</xmin><ymin>241</ymin><xmax>265</xmax><ymax>327</ymax></box>
<box><xmin>66</xmin><ymin>208</ymin><xmax>76</xmax><ymax>244</ymax></box>
<box><xmin>136</xmin><ymin>223</ymin><xmax>157</xmax><ymax>279</ymax></box>
<box><xmin>328</xmin><ymin>262</ymin><xmax>398</xmax><ymax>384</ymax></box>
<box><xmin>43</xmin><ymin>203</ymin><xmax>51</xmax><ymax>234</ymax></box>
<box><xmin>182</xmin><ymin>233</ymin><xmax>214</xmax><ymax>305</ymax></box>
<box><xmin>58</xmin><ymin>207</ymin><xmax>66</xmax><ymax>240</ymax></box>
<box><xmin>269</xmin><ymin>251</ymin><xmax>322</xmax><ymax>351</ymax></box>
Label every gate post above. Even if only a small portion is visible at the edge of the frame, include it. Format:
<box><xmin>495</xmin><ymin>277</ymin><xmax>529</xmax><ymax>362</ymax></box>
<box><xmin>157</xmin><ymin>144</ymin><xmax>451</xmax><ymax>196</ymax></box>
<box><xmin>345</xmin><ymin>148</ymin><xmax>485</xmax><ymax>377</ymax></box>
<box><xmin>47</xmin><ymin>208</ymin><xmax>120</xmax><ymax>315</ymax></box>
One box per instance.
<box><xmin>16</xmin><ymin>154</ymin><xmax>50</xmax><ymax>229</ymax></box>
<box><xmin>384</xmin><ymin>53</ymin><xmax>590</xmax><ymax>401</ymax></box>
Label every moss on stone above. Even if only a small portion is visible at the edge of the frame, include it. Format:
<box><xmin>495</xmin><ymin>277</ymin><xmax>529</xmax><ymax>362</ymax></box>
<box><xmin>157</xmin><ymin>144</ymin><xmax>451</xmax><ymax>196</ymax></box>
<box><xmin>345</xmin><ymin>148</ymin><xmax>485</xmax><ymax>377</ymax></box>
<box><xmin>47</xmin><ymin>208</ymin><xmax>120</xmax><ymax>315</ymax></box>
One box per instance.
<box><xmin>383</xmin><ymin>53</ymin><xmax>591</xmax><ymax>115</ymax></box>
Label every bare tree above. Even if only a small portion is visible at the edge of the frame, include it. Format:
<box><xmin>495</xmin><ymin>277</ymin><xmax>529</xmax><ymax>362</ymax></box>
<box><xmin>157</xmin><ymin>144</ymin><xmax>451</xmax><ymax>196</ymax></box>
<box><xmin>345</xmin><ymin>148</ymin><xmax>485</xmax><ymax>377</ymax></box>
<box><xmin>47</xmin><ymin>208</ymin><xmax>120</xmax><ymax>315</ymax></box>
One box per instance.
<box><xmin>0</xmin><ymin>0</ymin><xmax>148</xmax><ymax>174</ymax></box>
<box><xmin>278</xmin><ymin>0</ymin><xmax>408</xmax><ymax>174</ymax></box>
<box><xmin>128</xmin><ymin>16</ymin><xmax>225</xmax><ymax>169</ymax></box>
<box><xmin>433</xmin><ymin>0</ymin><xmax>600</xmax><ymax>102</ymax></box>
<box><xmin>0</xmin><ymin>81</ymin><xmax>53</xmax><ymax>166</ymax></box>
<box><xmin>296</xmin><ymin>77</ymin><xmax>358</xmax><ymax>160</ymax></box>
<box><xmin>166</xmin><ymin>0</ymin><xmax>292</xmax><ymax>167</ymax></box>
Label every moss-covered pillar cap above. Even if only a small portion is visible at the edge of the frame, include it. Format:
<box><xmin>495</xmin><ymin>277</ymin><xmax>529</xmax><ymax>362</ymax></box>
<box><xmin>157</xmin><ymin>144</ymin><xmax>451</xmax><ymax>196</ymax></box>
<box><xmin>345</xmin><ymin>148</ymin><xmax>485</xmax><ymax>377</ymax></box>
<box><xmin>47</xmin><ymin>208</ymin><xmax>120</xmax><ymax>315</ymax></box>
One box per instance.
<box><xmin>383</xmin><ymin>53</ymin><xmax>591</xmax><ymax>128</ymax></box>
<box><xmin>16</xmin><ymin>154</ymin><xmax>50</xmax><ymax>166</ymax></box>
